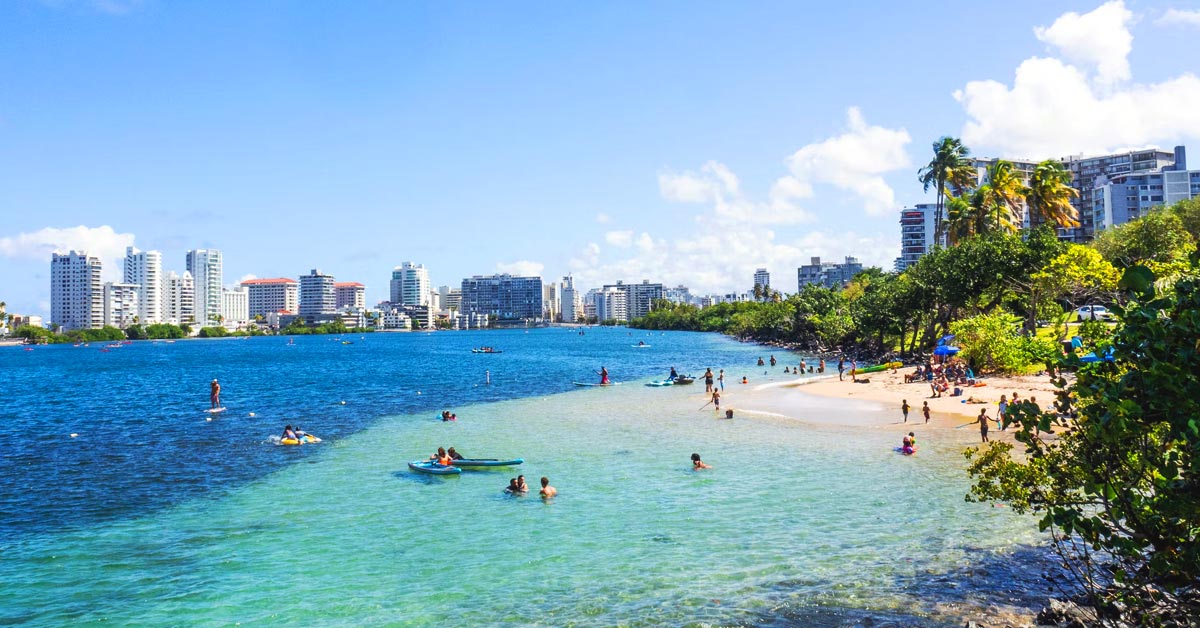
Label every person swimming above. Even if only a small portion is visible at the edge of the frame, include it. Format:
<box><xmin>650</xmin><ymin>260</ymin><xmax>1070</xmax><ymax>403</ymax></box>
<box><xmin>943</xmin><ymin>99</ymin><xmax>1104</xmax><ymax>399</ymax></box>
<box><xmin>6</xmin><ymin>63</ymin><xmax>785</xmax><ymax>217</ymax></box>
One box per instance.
<box><xmin>691</xmin><ymin>453</ymin><xmax>712</xmax><ymax>469</ymax></box>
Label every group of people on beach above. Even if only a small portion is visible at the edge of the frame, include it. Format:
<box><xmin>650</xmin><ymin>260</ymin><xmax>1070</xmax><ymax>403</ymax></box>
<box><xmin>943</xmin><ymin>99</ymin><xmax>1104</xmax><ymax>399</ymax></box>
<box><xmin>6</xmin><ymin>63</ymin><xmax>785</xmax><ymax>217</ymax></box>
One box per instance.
<box><xmin>904</xmin><ymin>360</ymin><xmax>977</xmax><ymax>398</ymax></box>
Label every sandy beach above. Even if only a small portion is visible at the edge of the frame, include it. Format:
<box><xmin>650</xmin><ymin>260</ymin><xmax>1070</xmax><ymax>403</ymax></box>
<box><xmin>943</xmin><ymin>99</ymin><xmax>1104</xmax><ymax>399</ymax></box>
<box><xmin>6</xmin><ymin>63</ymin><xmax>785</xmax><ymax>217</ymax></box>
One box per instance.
<box><xmin>691</xmin><ymin>364</ymin><xmax>1069</xmax><ymax>444</ymax></box>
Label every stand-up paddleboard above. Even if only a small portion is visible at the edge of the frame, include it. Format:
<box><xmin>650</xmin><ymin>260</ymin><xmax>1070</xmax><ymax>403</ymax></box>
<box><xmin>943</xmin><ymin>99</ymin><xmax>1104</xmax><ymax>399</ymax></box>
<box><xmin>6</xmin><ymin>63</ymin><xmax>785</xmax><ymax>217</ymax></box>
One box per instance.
<box><xmin>205</xmin><ymin>407</ymin><xmax>227</xmax><ymax>414</ymax></box>
<box><xmin>646</xmin><ymin>380</ymin><xmax>674</xmax><ymax>387</ymax></box>
<box><xmin>573</xmin><ymin>382</ymin><xmax>619</xmax><ymax>387</ymax></box>
<box><xmin>450</xmin><ymin>458</ymin><xmax>524</xmax><ymax>468</ymax></box>
<box><xmin>632</xmin><ymin>344</ymin><xmax>652</xmax><ymax>348</ymax></box>
<box><xmin>408</xmin><ymin>460</ymin><xmax>462</xmax><ymax>475</ymax></box>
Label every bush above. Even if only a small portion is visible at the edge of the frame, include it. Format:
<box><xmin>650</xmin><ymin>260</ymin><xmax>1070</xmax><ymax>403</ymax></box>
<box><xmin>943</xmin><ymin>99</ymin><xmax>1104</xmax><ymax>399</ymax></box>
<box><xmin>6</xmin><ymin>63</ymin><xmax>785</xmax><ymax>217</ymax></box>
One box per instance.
<box><xmin>950</xmin><ymin>312</ymin><xmax>1057</xmax><ymax>374</ymax></box>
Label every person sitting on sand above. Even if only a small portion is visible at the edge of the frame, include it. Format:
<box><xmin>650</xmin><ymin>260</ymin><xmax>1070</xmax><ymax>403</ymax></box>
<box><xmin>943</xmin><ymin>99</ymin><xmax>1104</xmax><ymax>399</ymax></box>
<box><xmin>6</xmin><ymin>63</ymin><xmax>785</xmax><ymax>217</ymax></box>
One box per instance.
<box><xmin>691</xmin><ymin>453</ymin><xmax>712</xmax><ymax>470</ymax></box>
<box><xmin>539</xmin><ymin>476</ymin><xmax>557</xmax><ymax>499</ymax></box>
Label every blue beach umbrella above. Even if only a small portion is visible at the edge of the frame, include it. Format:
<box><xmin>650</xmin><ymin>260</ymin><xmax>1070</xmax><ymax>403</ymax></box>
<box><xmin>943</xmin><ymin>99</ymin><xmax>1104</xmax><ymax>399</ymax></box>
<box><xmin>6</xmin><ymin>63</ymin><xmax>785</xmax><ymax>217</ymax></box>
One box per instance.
<box><xmin>933</xmin><ymin>345</ymin><xmax>960</xmax><ymax>356</ymax></box>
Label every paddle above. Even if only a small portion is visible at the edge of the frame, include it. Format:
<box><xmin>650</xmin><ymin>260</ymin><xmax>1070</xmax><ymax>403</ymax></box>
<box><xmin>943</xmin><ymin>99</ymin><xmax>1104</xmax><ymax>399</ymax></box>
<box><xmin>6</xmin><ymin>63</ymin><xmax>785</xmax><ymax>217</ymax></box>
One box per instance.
<box><xmin>699</xmin><ymin>400</ymin><xmax>712</xmax><ymax>410</ymax></box>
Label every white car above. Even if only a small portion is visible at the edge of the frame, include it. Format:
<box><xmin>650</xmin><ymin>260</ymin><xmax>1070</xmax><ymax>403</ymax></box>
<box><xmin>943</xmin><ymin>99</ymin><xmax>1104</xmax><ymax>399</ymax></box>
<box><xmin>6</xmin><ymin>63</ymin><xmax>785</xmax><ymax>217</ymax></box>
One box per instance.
<box><xmin>1075</xmin><ymin>305</ymin><xmax>1113</xmax><ymax>321</ymax></box>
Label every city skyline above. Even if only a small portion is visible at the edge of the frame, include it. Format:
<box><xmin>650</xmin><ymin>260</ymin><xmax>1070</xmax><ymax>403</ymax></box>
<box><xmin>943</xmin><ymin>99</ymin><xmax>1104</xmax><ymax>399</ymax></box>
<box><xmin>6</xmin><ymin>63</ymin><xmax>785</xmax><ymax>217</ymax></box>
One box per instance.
<box><xmin>3</xmin><ymin>1</ymin><xmax>1200</xmax><ymax>316</ymax></box>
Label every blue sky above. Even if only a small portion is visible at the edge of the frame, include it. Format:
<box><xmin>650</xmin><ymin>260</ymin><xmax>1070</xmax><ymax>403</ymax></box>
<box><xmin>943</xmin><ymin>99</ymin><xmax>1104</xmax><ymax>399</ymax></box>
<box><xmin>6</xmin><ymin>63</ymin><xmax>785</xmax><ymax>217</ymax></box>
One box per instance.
<box><xmin>3</xmin><ymin>0</ymin><xmax>1200</xmax><ymax>316</ymax></box>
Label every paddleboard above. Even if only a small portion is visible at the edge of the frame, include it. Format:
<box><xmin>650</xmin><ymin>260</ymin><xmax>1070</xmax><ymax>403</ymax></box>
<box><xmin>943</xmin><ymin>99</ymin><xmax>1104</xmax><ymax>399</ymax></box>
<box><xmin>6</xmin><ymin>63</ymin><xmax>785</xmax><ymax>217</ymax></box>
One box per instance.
<box><xmin>646</xmin><ymin>380</ymin><xmax>674</xmax><ymax>387</ymax></box>
<box><xmin>205</xmin><ymin>407</ymin><xmax>227</xmax><ymax>414</ymax></box>
<box><xmin>573</xmin><ymin>382</ymin><xmax>619</xmax><ymax>387</ymax></box>
<box><xmin>632</xmin><ymin>344</ymin><xmax>652</xmax><ymax>348</ymax></box>
<box><xmin>450</xmin><ymin>458</ymin><xmax>524</xmax><ymax>467</ymax></box>
<box><xmin>408</xmin><ymin>460</ymin><xmax>462</xmax><ymax>475</ymax></box>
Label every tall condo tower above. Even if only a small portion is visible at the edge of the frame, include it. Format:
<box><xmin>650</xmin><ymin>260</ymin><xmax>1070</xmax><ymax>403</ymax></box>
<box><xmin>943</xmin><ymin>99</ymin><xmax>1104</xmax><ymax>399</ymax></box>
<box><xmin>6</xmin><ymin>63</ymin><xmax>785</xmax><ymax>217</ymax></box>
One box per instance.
<box><xmin>185</xmin><ymin>249</ymin><xmax>223</xmax><ymax>325</ymax></box>
<box><xmin>123</xmin><ymin>246</ymin><xmax>163</xmax><ymax>324</ymax></box>
<box><xmin>390</xmin><ymin>262</ymin><xmax>430</xmax><ymax>306</ymax></box>
<box><xmin>51</xmin><ymin>250</ymin><xmax>103</xmax><ymax>331</ymax></box>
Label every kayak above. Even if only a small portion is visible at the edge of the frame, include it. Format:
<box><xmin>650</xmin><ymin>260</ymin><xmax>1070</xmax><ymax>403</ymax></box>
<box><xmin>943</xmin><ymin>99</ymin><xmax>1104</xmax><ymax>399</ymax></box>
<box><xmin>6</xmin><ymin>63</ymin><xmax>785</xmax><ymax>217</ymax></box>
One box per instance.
<box><xmin>471</xmin><ymin>349</ymin><xmax>502</xmax><ymax>354</ymax></box>
<box><xmin>450</xmin><ymin>458</ymin><xmax>524</xmax><ymax>467</ymax></box>
<box><xmin>646</xmin><ymin>380</ymin><xmax>674</xmax><ymax>387</ymax></box>
<box><xmin>672</xmin><ymin>377</ymin><xmax>696</xmax><ymax>385</ymax></box>
<box><xmin>408</xmin><ymin>460</ymin><xmax>462</xmax><ymax>475</ymax></box>
<box><xmin>856</xmin><ymin>361</ymin><xmax>903</xmax><ymax>374</ymax></box>
<box><xmin>573</xmin><ymin>382</ymin><xmax>619</xmax><ymax>387</ymax></box>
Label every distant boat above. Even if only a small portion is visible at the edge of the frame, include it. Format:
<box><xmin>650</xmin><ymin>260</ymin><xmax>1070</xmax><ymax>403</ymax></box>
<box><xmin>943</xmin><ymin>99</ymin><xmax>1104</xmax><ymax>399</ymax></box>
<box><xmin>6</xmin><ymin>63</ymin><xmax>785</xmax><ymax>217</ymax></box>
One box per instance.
<box><xmin>341</xmin><ymin>341</ymin><xmax>354</xmax><ymax>345</ymax></box>
<box><xmin>471</xmin><ymin>348</ymin><xmax>502</xmax><ymax>354</ymax></box>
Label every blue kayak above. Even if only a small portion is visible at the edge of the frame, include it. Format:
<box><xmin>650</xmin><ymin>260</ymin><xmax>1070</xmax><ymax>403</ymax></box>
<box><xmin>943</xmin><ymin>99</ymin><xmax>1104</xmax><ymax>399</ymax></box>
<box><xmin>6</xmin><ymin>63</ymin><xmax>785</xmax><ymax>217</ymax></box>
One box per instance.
<box><xmin>450</xmin><ymin>458</ymin><xmax>524</xmax><ymax>468</ymax></box>
<box><xmin>408</xmin><ymin>461</ymin><xmax>462</xmax><ymax>475</ymax></box>
<box><xmin>646</xmin><ymin>380</ymin><xmax>674</xmax><ymax>387</ymax></box>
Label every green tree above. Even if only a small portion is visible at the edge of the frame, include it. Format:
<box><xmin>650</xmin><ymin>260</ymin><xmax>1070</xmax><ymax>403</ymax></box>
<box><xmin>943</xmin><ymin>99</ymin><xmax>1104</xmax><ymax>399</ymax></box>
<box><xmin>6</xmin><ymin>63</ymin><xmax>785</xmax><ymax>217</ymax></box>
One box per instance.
<box><xmin>918</xmin><ymin>136</ymin><xmax>974</xmax><ymax>243</ymax></box>
<box><xmin>980</xmin><ymin>160</ymin><xmax>1028</xmax><ymax>232</ymax></box>
<box><xmin>965</xmin><ymin>265</ymin><xmax>1200</xmax><ymax>622</ymax></box>
<box><xmin>1093</xmin><ymin>208</ymin><xmax>1196</xmax><ymax>277</ymax></box>
<box><xmin>1026</xmin><ymin>159</ymin><xmax>1079</xmax><ymax>229</ymax></box>
<box><xmin>1022</xmin><ymin>244</ymin><xmax>1120</xmax><ymax>336</ymax></box>
<box><xmin>1171</xmin><ymin>196</ymin><xmax>1200</xmax><ymax>243</ymax></box>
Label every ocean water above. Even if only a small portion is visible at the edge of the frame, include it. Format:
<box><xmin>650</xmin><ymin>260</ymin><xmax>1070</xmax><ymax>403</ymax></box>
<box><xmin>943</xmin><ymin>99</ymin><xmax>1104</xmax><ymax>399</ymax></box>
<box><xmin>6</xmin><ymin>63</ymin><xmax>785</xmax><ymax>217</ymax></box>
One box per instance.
<box><xmin>0</xmin><ymin>329</ymin><xmax>1047</xmax><ymax>626</ymax></box>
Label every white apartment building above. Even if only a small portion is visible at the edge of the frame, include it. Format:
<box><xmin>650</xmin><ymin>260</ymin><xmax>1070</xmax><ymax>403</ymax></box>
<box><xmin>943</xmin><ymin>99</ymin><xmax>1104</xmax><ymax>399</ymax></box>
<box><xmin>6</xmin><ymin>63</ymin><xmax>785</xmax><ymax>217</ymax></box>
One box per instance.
<box><xmin>390</xmin><ymin>262</ymin><xmax>429</xmax><ymax>306</ymax></box>
<box><xmin>592</xmin><ymin>286</ymin><xmax>628</xmax><ymax>322</ymax></box>
<box><xmin>221</xmin><ymin>287</ymin><xmax>249</xmax><ymax>328</ymax></box>
<box><xmin>335</xmin><ymin>282</ymin><xmax>366</xmax><ymax>310</ymax></box>
<box><xmin>299</xmin><ymin>269</ymin><xmax>337</xmax><ymax>323</ymax></box>
<box><xmin>51</xmin><ymin>250</ymin><xmax>103</xmax><ymax>331</ymax></box>
<box><xmin>123</xmin><ymin>246</ymin><xmax>163</xmax><ymax>324</ymax></box>
<box><xmin>753</xmin><ymin>268</ymin><xmax>770</xmax><ymax>291</ymax></box>
<box><xmin>186</xmin><ymin>249</ymin><xmax>223</xmax><ymax>325</ymax></box>
<box><xmin>163</xmin><ymin>270</ymin><xmax>195</xmax><ymax>325</ymax></box>
<box><xmin>382</xmin><ymin>309</ymin><xmax>413</xmax><ymax>330</ymax></box>
<box><xmin>894</xmin><ymin>203</ymin><xmax>938</xmax><ymax>271</ymax></box>
<box><xmin>241</xmin><ymin>278</ymin><xmax>299</xmax><ymax>317</ymax></box>
<box><xmin>559</xmin><ymin>276</ymin><xmax>580</xmax><ymax>323</ymax></box>
<box><xmin>103</xmin><ymin>282</ymin><xmax>140</xmax><ymax>328</ymax></box>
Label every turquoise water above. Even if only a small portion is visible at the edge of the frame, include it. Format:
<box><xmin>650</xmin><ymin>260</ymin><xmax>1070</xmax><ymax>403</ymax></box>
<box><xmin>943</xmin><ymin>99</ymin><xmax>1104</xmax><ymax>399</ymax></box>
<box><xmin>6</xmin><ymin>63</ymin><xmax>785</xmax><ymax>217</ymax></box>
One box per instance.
<box><xmin>0</xmin><ymin>329</ymin><xmax>1045</xmax><ymax>626</ymax></box>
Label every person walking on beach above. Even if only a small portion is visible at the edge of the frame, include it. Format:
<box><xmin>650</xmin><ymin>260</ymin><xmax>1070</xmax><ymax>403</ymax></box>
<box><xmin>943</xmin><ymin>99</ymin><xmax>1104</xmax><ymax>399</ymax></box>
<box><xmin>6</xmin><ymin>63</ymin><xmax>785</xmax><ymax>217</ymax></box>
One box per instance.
<box><xmin>718</xmin><ymin>369</ymin><xmax>725</xmax><ymax>390</ymax></box>
<box><xmin>703</xmin><ymin>368</ymin><xmax>714</xmax><ymax>393</ymax></box>
<box><xmin>974</xmin><ymin>408</ymin><xmax>990</xmax><ymax>443</ymax></box>
<box><xmin>849</xmin><ymin>359</ymin><xmax>857</xmax><ymax>382</ymax></box>
<box><xmin>539</xmin><ymin>477</ymin><xmax>557</xmax><ymax>499</ymax></box>
<box><xmin>837</xmin><ymin>357</ymin><xmax>845</xmax><ymax>381</ymax></box>
<box><xmin>922</xmin><ymin>401</ymin><xmax>931</xmax><ymax>424</ymax></box>
<box><xmin>997</xmin><ymin>394</ymin><xmax>1008</xmax><ymax>430</ymax></box>
<box><xmin>210</xmin><ymin>379</ymin><xmax>221</xmax><ymax>409</ymax></box>
<box><xmin>901</xmin><ymin>399</ymin><xmax>910</xmax><ymax>423</ymax></box>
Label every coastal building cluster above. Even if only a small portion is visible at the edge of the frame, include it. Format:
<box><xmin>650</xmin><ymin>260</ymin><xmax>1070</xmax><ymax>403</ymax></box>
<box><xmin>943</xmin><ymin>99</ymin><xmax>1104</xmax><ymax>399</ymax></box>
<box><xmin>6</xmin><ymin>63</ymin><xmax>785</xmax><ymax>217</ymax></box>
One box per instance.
<box><xmin>895</xmin><ymin>144</ymin><xmax>1198</xmax><ymax>270</ymax></box>
<box><xmin>20</xmin><ymin>144</ymin><xmax>1196</xmax><ymax>334</ymax></box>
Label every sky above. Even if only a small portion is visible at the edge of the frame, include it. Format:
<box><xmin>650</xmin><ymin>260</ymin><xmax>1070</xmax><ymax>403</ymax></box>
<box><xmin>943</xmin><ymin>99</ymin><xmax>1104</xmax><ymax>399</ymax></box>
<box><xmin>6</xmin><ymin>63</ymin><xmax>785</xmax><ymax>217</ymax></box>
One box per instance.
<box><xmin>2</xmin><ymin>0</ymin><xmax>1200</xmax><ymax>316</ymax></box>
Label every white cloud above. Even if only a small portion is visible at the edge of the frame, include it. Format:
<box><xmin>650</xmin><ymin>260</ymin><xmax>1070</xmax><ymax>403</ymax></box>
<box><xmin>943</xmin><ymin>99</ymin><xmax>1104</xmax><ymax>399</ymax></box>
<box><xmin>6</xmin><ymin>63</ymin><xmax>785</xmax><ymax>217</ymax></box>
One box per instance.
<box><xmin>1157</xmin><ymin>8</ymin><xmax>1200</xmax><ymax>27</ymax></box>
<box><xmin>659</xmin><ymin>160</ymin><xmax>816</xmax><ymax>225</ymax></box>
<box><xmin>783</xmin><ymin>107</ymin><xmax>911</xmax><ymax>216</ymax></box>
<box><xmin>605</xmin><ymin>230</ymin><xmax>635</xmax><ymax>247</ymax></box>
<box><xmin>0</xmin><ymin>225</ymin><xmax>135</xmax><ymax>281</ymax></box>
<box><xmin>595</xmin><ymin>212</ymin><xmax>612</xmax><ymax>224</ymax></box>
<box><xmin>955</xmin><ymin>2</ymin><xmax>1200</xmax><ymax>157</ymax></box>
<box><xmin>1034</xmin><ymin>1</ymin><xmax>1133</xmax><ymax>87</ymax></box>
<box><xmin>495</xmin><ymin>260</ymin><xmax>545</xmax><ymax>278</ymax></box>
<box><xmin>237</xmin><ymin>274</ymin><xmax>258</xmax><ymax>285</ymax></box>
<box><xmin>658</xmin><ymin>161</ymin><xmax>729</xmax><ymax>204</ymax></box>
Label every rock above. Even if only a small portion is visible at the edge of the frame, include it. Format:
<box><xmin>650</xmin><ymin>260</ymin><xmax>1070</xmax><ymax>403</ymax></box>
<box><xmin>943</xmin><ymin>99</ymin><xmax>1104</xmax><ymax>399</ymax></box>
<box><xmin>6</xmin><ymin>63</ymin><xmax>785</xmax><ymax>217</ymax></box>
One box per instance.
<box><xmin>1036</xmin><ymin>598</ymin><xmax>1097</xmax><ymax>626</ymax></box>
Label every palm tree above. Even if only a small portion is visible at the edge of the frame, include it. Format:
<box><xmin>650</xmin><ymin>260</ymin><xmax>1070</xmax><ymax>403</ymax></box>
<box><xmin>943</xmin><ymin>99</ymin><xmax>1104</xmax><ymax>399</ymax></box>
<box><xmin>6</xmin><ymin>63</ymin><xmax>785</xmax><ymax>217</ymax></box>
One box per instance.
<box><xmin>1026</xmin><ymin>159</ymin><xmax>1079</xmax><ymax>229</ymax></box>
<box><xmin>918</xmin><ymin>137</ymin><xmax>974</xmax><ymax>243</ymax></box>
<box><xmin>981</xmin><ymin>160</ymin><xmax>1027</xmax><ymax>232</ymax></box>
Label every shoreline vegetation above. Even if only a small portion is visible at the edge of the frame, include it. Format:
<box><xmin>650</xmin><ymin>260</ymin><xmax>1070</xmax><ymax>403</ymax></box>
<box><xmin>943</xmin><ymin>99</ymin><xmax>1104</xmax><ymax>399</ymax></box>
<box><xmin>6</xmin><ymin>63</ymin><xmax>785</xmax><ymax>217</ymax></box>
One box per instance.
<box><xmin>5</xmin><ymin>320</ymin><xmax>374</xmax><ymax>344</ymax></box>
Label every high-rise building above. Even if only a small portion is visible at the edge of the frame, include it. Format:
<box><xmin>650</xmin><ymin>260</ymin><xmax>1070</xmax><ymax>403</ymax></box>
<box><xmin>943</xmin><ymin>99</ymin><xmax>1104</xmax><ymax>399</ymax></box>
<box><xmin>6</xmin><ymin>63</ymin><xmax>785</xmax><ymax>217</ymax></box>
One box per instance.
<box><xmin>334</xmin><ymin>282</ymin><xmax>366</xmax><ymax>310</ymax></box>
<box><xmin>1094</xmin><ymin>159</ymin><xmax>1198</xmax><ymax>231</ymax></box>
<box><xmin>592</xmin><ymin>286</ymin><xmax>628</xmax><ymax>322</ymax></box>
<box><xmin>221</xmin><ymin>287</ymin><xmax>249</xmax><ymax>327</ymax></box>
<box><xmin>753</xmin><ymin>268</ymin><xmax>771</xmax><ymax>292</ymax></box>
<box><xmin>390</xmin><ymin>262</ymin><xmax>429</xmax><ymax>306</ymax></box>
<box><xmin>559</xmin><ymin>275</ymin><xmax>580</xmax><ymax>323</ymax></box>
<box><xmin>895</xmin><ymin>203</ymin><xmax>939</xmax><ymax>271</ymax></box>
<box><xmin>241</xmin><ymin>278</ymin><xmax>299</xmax><ymax>318</ymax></box>
<box><xmin>797</xmin><ymin>256</ymin><xmax>863</xmax><ymax>290</ymax></box>
<box><xmin>664</xmin><ymin>285</ymin><xmax>692</xmax><ymax>305</ymax></box>
<box><xmin>185</xmin><ymin>249</ymin><xmax>223</xmax><ymax>325</ymax></box>
<box><xmin>542</xmin><ymin>283</ymin><xmax>559</xmax><ymax>322</ymax></box>
<box><xmin>103</xmin><ymin>282</ymin><xmax>140</xmax><ymax>328</ymax></box>
<box><xmin>299</xmin><ymin>269</ymin><xmax>337</xmax><ymax>324</ymax></box>
<box><xmin>1065</xmin><ymin>146</ymin><xmax>1183</xmax><ymax>241</ymax></box>
<box><xmin>51</xmin><ymin>250</ymin><xmax>103</xmax><ymax>331</ymax></box>
<box><xmin>459</xmin><ymin>274</ymin><xmax>543</xmax><ymax>321</ymax></box>
<box><xmin>436</xmin><ymin>285</ymin><xmax>462</xmax><ymax>314</ymax></box>
<box><xmin>123</xmin><ymin>247</ymin><xmax>162</xmax><ymax>324</ymax></box>
<box><xmin>163</xmin><ymin>270</ymin><xmax>195</xmax><ymax>325</ymax></box>
<box><xmin>601</xmin><ymin>280</ymin><xmax>663</xmax><ymax>321</ymax></box>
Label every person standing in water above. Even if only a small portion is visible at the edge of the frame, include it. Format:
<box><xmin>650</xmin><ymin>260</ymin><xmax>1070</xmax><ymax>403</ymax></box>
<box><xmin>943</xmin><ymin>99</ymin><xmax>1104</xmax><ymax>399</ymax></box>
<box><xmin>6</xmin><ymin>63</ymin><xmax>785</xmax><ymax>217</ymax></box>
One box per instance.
<box><xmin>974</xmin><ymin>408</ymin><xmax>990</xmax><ymax>443</ymax></box>
<box><xmin>711</xmin><ymin>390</ymin><xmax>721</xmax><ymax>411</ymax></box>
<box><xmin>598</xmin><ymin>366</ymin><xmax>609</xmax><ymax>385</ymax></box>
<box><xmin>901</xmin><ymin>399</ymin><xmax>910</xmax><ymax>423</ymax></box>
<box><xmin>718</xmin><ymin>369</ymin><xmax>725</xmax><ymax>390</ymax></box>
<box><xmin>539</xmin><ymin>477</ymin><xmax>557</xmax><ymax>499</ymax></box>
<box><xmin>703</xmin><ymin>368</ymin><xmax>714</xmax><ymax>392</ymax></box>
<box><xmin>210</xmin><ymin>379</ymin><xmax>221</xmax><ymax>409</ymax></box>
<box><xmin>922</xmin><ymin>401</ymin><xmax>931</xmax><ymax>424</ymax></box>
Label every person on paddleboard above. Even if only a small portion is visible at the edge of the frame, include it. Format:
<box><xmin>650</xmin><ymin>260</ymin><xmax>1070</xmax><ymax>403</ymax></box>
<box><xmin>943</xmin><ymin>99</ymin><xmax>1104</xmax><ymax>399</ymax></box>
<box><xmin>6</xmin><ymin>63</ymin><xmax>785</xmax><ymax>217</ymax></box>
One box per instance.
<box><xmin>598</xmin><ymin>366</ymin><xmax>610</xmax><ymax>385</ymax></box>
<box><xmin>210</xmin><ymin>379</ymin><xmax>221</xmax><ymax>409</ymax></box>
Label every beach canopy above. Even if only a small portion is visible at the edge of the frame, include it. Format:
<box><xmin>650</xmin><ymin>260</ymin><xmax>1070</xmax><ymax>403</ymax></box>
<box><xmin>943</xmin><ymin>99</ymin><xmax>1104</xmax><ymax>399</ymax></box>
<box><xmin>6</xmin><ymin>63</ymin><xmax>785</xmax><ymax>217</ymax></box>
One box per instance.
<box><xmin>933</xmin><ymin>345</ymin><xmax>960</xmax><ymax>356</ymax></box>
<box><xmin>936</xmin><ymin>334</ymin><xmax>956</xmax><ymax>347</ymax></box>
<box><xmin>1079</xmin><ymin>346</ymin><xmax>1115</xmax><ymax>363</ymax></box>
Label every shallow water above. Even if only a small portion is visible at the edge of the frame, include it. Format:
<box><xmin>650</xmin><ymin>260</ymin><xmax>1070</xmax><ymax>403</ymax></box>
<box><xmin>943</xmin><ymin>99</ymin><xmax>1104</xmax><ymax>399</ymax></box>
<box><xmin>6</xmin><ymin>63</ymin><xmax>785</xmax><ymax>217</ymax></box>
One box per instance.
<box><xmin>0</xmin><ymin>329</ymin><xmax>1046</xmax><ymax>626</ymax></box>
